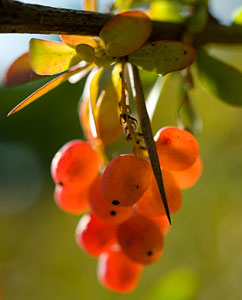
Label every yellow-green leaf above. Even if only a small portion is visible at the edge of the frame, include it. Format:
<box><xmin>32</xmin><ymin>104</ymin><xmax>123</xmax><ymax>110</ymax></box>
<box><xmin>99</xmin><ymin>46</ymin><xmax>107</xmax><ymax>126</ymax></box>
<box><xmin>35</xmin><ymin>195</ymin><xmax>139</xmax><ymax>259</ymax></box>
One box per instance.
<box><xmin>196</xmin><ymin>48</ymin><xmax>242</xmax><ymax>106</ymax></box>
<box><xmin>8</xmin><ymin>66</ymin><xmax>90</xmax><ymax>116</ymax></box>
<box><xmin>129</xmin><ymin>40</ymin><xmax>197</xmax><ymax>76</ymax></box>
<box><xmin>100</xmin><ymin>10</ymin><xmax>152</xmax><ymax>57</ymax></box>
<box><xmin>149</xmin><ymin>1</ymin><xmax>188</xmax><ymax>23</ymax></box>
<box><xmin>30</xmin><ymin>39</ymin><xmax>81</xmax><ymax>75</ymax></box>
<box><xmin>233</xmin><ymin>6</ymin><xmax>242</xmax><ymax>25</ymax></box>
<box><xmin>95</xmin><ymin>64</ymin><xmax>122</xmax><ymax>144</ymax></box>
<box><xmin>3</xmin><ymin>52</ymin><xmax>42</xmax><ymax>86</ymax></box>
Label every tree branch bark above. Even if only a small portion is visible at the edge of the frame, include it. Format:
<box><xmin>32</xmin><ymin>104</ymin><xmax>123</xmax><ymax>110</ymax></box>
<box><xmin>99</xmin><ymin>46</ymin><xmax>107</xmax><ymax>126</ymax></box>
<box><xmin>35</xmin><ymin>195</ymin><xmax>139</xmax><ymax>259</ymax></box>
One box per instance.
<box><xmin>0</xmin><ymin>0</ymin><xmax>242</xmax><ymax>45</ymax></box>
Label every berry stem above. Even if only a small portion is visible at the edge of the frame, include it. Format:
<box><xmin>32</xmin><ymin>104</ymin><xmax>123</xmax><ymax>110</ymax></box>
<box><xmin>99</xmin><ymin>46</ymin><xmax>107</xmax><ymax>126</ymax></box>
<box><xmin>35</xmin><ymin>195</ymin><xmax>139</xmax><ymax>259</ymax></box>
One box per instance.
<box><xmin>128</xmin><ymin>63</ymin><xmax>171</xmax><ymax>225</ymax></box>
<box><xmin>119</xmin><ymin>61</ymin><xmax>141</xmax><ymax>155</ymax></box>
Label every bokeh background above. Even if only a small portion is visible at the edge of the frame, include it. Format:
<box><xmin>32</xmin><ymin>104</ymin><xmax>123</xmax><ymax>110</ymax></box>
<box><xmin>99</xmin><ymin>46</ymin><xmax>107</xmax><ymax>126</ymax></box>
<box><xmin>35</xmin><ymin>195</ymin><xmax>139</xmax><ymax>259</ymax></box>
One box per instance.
<box><xmin>0</xmin><ymin>0</ymin><xmax>242</xmax><ymax>299</ymax></box>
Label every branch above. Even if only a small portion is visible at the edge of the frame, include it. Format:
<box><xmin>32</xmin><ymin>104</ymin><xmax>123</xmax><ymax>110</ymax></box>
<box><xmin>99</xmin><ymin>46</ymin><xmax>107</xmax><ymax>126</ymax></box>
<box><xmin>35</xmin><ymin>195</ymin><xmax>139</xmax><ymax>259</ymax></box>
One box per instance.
<box><xmin>0</xmin><ymin>0</ymin><xmax>242</xmax><ymax>45</ymax></box>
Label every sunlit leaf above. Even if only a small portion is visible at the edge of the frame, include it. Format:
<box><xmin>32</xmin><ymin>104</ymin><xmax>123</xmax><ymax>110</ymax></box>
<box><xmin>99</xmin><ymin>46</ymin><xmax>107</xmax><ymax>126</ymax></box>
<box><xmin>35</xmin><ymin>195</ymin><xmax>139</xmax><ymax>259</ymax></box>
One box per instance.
<box><xmin>148</xmin><ymin>269</ymin><xmax>200</xmax><ymax>300</ymax></box>
<box><xmin>95</xmin><ymin>64</ymin><xmax>122</xmax><ymax>145</ymax></box>
<box><xmin>196</xmin><ymin>48</ymin><xmax>242</xmax><ymax>106</ymax></box>
<box><xmin>8</xmin><ymin>65</ymin><xmax>90</xmax><ymax>116</ymax></box>
<box><xmin>78</xmin><ymin>97</ymin><xmax>95</xmax><ymax>141</ymax></box>
<box><xmin>61</xmin><ymin>35</ymin><xmax>98</xmax><ymax>48</ymax></box>
<box><xmin>233</xmin><ymin>6</ymin><xmax>242</xmax><ymax>25</ymax></box>
<box><xmin>129</xmin><ymin>40</ymin><xmax>197</xmax><ymax>76</ymax></box>
<box><xmin>149</xmin><ymin>0</ymin><xmax>188</xmax><ymax>23</ymax></box>
<box><xmin>100</xmin><ymin>10</ymin><xmax>152</xmax><ymax>57</ymax></box>
<box><xmin>3</xmin><ymin>52</ymin><xmax>42</xmax><ymax>86</ymax></box>
<box><xmin>30</xmin><ymin>39</ymin><xmax>81</xmax><ymax>75</ymax></box>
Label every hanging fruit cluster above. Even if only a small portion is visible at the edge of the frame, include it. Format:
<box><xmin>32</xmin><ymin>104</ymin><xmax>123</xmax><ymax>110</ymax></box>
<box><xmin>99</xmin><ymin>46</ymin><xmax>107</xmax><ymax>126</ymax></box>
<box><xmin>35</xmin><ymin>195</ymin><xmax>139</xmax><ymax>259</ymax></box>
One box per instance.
<box><xmin>50</xmin><ymin>122</ymin><xmax>201</xmax><ymax>293</ymax></box>
<box><xmin>5</xmin><ymin>6</ymin><xmax>203</xmax><ymax>294</ymax></box>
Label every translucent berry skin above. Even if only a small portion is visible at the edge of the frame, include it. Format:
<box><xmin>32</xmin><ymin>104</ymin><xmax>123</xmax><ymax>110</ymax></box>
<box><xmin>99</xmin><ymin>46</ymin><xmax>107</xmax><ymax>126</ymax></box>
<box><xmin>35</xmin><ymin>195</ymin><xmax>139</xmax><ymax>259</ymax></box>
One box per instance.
<box><xmin>51</xmin><ymin>140</ymin><xmax>101</xmax><ymax>189</ymax></box>
<box><xmin>151</xmin><ymin>215</ymin><xmax>171</xmax><ymax>236</ymax></box>
<box><xmin>117</xmin><ymin>215</ymin><xmax>164</xmax><ymax>265</ymax></box>
<box><xmin>101</xmin><ymin>154</ymin><xmax>152</xmax><ymax>207</ymax></box>
<box><xmin>172</xmin><ymin>156</ymin><xmax>203</xmax><ymax>189</ymax></box>
<box><xmin>76</xmin><ymin>213</ymin><xmax>116</xmax><ymax>258</ymax></box>
<box><xmin>97</xmin><ymin>246</ymin><xmax>143</xmax><ymax>293</ymax></box>
<box><xmin>89</xmin><ymin>175</ymin><xmax>133</xmax><ymax>224</ymax></box>
<box><xmin>54</xmin><ymin>184</ymin><xmax>89</xmax><ymax>214</ymax></box>
<box><xmin>136</xmin><ymin>170</ymin><xmax>182</xmax><ymax>217</ymax></box>
<box><xmin>155</xmin><ymin>127</ymin><xmax>199</xmax><ymax>171</ymax></box>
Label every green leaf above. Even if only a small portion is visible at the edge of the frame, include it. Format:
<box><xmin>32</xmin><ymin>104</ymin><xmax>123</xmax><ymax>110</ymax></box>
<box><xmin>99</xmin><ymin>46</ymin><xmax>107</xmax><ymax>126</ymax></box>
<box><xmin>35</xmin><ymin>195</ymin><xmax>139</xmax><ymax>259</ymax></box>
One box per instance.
<box><xmin>3</xmin><ymin>52</ymin><xmax>42</xmax><ymax>86</ymax></box>
<box><xmin>30</xmin><ymin>39</ymin><xmax>81</xmax><ymax>75</ymax></box>
<box><xmin>196</xmin><ymin>48</ymin><xmax>242</xmax><ymax>106</ymax></box>
<box><xmin>100</xmin><ymin>11</ymin><xmax>152</xmax><ymax>57</ymax></box>
<box><xmin>8</xmin><ymin>65</ymin><xmax>91</xmax><ymax>116</ymax></box>
<box><xmin>186</xmin><ymin>4</ymin><xmax>208</xmax><ymax>34</ymax></box>
<box><xmin>76</xmin><ymin>44</ymin><xmax>96</xmax><ymax>62</ymax></box>
<box><xmin>129</xmin><ymin>41</ymin><xmax>197</xmax><ymax>76</ymax></box>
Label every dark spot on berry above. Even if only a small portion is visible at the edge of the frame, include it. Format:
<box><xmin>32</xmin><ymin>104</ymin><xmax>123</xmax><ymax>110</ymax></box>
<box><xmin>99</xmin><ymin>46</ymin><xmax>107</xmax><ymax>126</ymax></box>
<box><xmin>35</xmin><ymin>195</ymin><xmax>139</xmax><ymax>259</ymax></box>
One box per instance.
<box><xmin>147</xmin><ymin>250</ymin><xmax>153</xmax><ymax>256</ymax></box>
<box><xmin>58</xmin><ymin>182</ymin><xmax>63</xmax><ymax>186</ymax></box>
<box><xmin>110</xmin><ymin>210</ymin><xmax>116</xmax><ymax>216</ymax></box>
<box><xmin>184</xmin><ymin>50</ymin><xmax>187</xmax><ymax>55</ymax></box>
<box><xmin>112</xmin><ymin>200</ymin><xmax>120</xmax><ymax>205</ymax></box>
<box><xmin>136</xmin><ymin>185</ymin><xmax>140</xmax><ymax>189</ymax></box>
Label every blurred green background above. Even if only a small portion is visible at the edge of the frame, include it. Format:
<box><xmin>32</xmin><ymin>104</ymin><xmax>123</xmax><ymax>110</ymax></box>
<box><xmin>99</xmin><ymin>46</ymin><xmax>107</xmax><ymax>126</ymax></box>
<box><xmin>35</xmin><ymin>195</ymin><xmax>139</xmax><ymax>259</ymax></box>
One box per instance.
<box><xmin>0</xmin><ymin>0</ymin><xmax>242</xmax><ymax>299</ymax></box>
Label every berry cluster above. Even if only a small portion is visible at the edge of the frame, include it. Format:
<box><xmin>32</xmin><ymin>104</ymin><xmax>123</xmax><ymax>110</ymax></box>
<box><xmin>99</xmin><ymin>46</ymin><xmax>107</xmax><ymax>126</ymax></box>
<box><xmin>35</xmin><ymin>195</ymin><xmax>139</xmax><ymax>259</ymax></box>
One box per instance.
<box><xmin>51</xmin><ymin>126</ymin><xmax>202</xmax><ymax>293</ymax></box>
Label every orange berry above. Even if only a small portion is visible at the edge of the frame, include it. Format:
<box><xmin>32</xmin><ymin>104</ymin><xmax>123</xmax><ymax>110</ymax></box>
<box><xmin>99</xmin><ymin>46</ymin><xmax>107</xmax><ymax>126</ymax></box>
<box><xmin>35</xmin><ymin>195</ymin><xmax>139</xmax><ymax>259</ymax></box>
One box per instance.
<box><xmin>171</xmin><ymin>156</ymin><xmax>203</xmax><ymax>189</ymax></box>
<box><xmin>76</xmin><ymin>213</ymin><xmax>116</xmax><ymax>258</ymax></box>
<box><xmin>101</xmin><ymin>154</ymin><xmax>152</xmax><ymax>207</ymax></box>
<box><xmin>89</xmin><ymin>175</ymin><xmax>133</xmax><ymax>224</ymax></box>
<box><xmin>54</xmin><ymin>184</ymin><xmax>89</xmax><ymax>214</ymax></box>
<box><xmin>151</xmin><ymin>215</ymin><xmax>171</xmax><ymax>236</ymax></box>
<box><xmin>136</xmin><ymin>170</ymin><xmax>182</xmax><ymax>217</ymax></box>
<box><xmin>97</xmin><ymin>246</ymin><xmax>143</xmax><ymax>293</ymax></box>
<box><xmin>117</xmin><ymin>215</ymin><xmax>164</xmax><ymax>265</ymax></box>
<box><xmin>51</xmin><ymin>140</ymin><xmax>101</xmax><ymax>189</ymax></box>
<box><xmin>155</xmin><ymin>126</ymin><xmax>199</xmax><ymax>171</ymax></box>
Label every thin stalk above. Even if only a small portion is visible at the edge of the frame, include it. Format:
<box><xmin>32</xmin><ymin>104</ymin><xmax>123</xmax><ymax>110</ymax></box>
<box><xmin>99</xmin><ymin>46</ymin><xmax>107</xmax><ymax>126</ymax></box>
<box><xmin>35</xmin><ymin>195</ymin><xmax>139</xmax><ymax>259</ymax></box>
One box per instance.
<box><xmin>128</xmin><ymin>63</ymin><xmax>171</xmax><ymax>224</ymax></box>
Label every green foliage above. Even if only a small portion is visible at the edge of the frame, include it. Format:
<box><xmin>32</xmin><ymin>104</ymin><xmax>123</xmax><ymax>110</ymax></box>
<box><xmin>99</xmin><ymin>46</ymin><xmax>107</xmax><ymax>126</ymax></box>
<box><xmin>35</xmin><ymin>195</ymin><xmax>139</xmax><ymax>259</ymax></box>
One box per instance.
<box><xmin>196</xmin><ymin>49</ymin><xmax>242</xmax><ymax>106</ymax></box>
<box><xmin>129</xmin><ymin>41</ymin><xmax>197</xmax><ymax>75</ymax></box>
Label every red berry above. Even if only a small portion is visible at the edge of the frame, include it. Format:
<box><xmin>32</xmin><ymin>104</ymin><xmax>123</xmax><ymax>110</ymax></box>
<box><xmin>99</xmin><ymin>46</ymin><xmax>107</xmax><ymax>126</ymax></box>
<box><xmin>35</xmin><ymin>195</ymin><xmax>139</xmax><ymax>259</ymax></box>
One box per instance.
<box><xmin>76</xmin><ymin>213</ymin><xmax>116</xmax><ymax>257</ymax></box>
<box><xmin>54</xmin><ymin>184</ymin><xmax>89</xmax><ymax>214</ymax></box>
<box><xmin>155</xmin><ymin>126</ymin><xmax>199</xmax><ymax>171</ymax></box>
<box><xmin>89</xmin><ymin>175</ymin><xmax>133</xmax><ymax>224</ymax></box>
<box><xmin>97</xmin><ymin>246</ymin><xmax>143</xmax><ymax>293</ymax></box>
<box><xmin>101</xmin><ymin>154</ymin><xmax>152</xmax><ymax>207</ymax></box>
<box><xmin>51</xmin><ymin>140</ymin><xmax>101</xmax><ymax>189</ymax></box>
<box><xmin>117</xmin><ymin>215</ymin><xmax>164</xmax><ymax>265</ymax></box>
<box><xmin>136</xmin><ymin>170</ymin><xmax>182</xmax><ymax>217</ymax></box>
